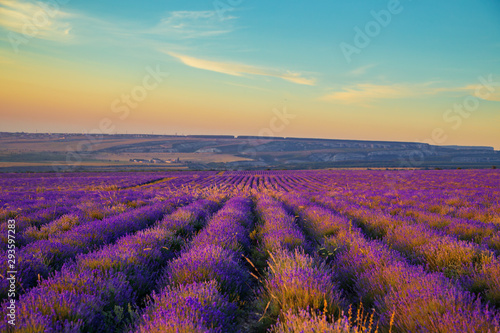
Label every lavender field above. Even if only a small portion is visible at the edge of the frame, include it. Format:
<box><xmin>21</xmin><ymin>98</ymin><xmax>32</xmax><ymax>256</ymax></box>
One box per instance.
<box><xmin>1</xmin><ymin>169</ymin><xmax>500</xmax><ymax>332</ymax></box>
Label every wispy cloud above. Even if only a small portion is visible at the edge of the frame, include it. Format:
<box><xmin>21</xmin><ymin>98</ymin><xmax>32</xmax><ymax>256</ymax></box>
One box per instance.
<box><xmin>461</xmin><ymin>84</ymin><xmax>500</xmax><ymax>102</ymax></box>
<box><xmin>322</xmin><ymin>80</ymin><xmax>500</xmax><ymax>106</ymax></box>
<box><xmin>0</xmin><ymin>0</ymin><xmax>73</xmax><ymax>41</ymax></box>
<box><xmin>165</xmin><ymin>51</ymin><xmax>316</xmax><ymax>86</ymax></box>
<box><xmin>349</xmin><ymin>64</ymin><xmax>376</xmax><ymax>76</ymax></box>
<box><xmin>220</xmin><ymin>81</ymin><xmax>275</xmax><ymax>92</ymax></box>
<box><xmin>324</xmin><ymin>81</ymin><xmax>493</xmax><ymax>106</ymax></box>
<box><xmin>322</xmin><ymin>83</ymin><xmax>418</xmax><ymax>106</ymax></box>
<box><xmin>149</xmin><ymin>10</ymin><xmax>236</xmax><ymax>39</ymax></box>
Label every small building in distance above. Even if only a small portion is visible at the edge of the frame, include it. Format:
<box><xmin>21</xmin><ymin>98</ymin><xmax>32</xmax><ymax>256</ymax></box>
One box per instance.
<box><xmin>130</xmin><ymin>157</ymin><xmax>175</xmax><ymax>164</ymax></box>
<box><xmin>195</xmin><ymin>147</ymin><xmax>222</xmax><ymax>153</ymax></box>
<box><xmin>169</xmin><ymin>157</ymin><xmax>181</xmax><ymax>164</ymax></box>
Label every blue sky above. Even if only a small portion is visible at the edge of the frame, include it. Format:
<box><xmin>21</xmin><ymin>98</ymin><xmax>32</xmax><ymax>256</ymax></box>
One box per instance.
<box><xmin>1</xmin><ymin>0</ymin><xmax>499</xmax><ymax>148</ymax></box>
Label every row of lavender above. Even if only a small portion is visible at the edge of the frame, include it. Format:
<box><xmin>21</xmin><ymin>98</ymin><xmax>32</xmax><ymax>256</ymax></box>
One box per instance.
<box><xmin>354</xmin><ymin>196</ymin><xmax>500</xmax><ymax>251</ymax></box>
<box><xmin>134</xmin><ymin>193</ymin><xmax>355</xmax><ymax>332</ymax></box>
<box><xmin>0</xmin><ymin>171</ymin><xmax>208</xmax><ymax>222</ymax></box>
<box><xmin>144</xmin><ymin>169</ymin><xmax>500</xmax><ymax>226</ymax></box>
<box><xmin>313</xmin><ymin>195</ymin><xmax>500</xmax><ymax>308</ymax></box>
<box><xmin>133</xmin><ymin>197</ymin><xmax>254</xmax><ymax>332</ymax></box>
<box><xmin>1</xmin><ymin>197</ymin><xmax>221</xmax><ymax>331</ymax></box>
<box><xmin>1</xmin><ymin>169</ymin><xmax>499</xmax><ymax>332</ymax></box>
<box><xmin>279</xmin><ymin>193</ymin><xmax>500</xmax><ymax>332</ymax></box>
<box><xmin>7</xmin><ymin>190</ymin><xmax>499</xmax><ymax>332</ymax></box>
<box><xmin>0</xmin><ymin>196</ymin><xmax>192</xmax><ymax>300</ymax></box>
<box><xmin>251</xmin><ymin>195</ymin><xmax>348</xmax><ymax>332</ymax></box>
<box><xmin>0</xmin><ymin>172</ymin><xmax>191</xmax><ymax>192</ymax></box>
<box><xmin>2</xmin><ymin>170</ymin><xmax>499</xmax><ymax>216</ymax></box>
<box><xmin>0</xmin><ymin>189</ymin><xmax>157</xmax><ymax>251</ymax></box>
<box><xmin>332</xmin><ymin>191</ymin><xmax>500</xmax><ymax>261</ymax></box>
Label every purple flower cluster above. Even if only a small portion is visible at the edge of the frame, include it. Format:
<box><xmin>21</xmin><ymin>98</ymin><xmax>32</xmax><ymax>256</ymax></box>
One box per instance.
<box><xmin>0</xmin><ymin>267</ymin><xmax>134</xmax><ymax>332</ymax></box>
<box><xmin>317</xmin><ymin>195</ymin><xmax>500</xmax><ymax>302</ymax></box>
<box><xmin>396</xmin><ymin>206</ymin><xmax>497</xmax><ymax>245</ymax></box>
<box><xmin>167</xmin><ymin>243</ymin><xmax>249</xmax><ymax>299</ymax></box>
<box><xmin>188</xmin><ymin>197</ymin><xmax>253</xmax><ymax>251</ymax></box>
<box><xmin>1</xmin><ymin>198</ymin><xmax>217</xmax><ymax>332</ymax></box>
<box><xmin>0</xmin><ymin>187</ymin><xmax>153</xmax><ymax>250</ymax></box>
<box><xmin>165</xmin><ymin>197</ymin><xmax>253</xmax><ymax>297</ymax></box>
<box><xmin>23</xmin><ymin>213</ymin><xmax>83</xmax><ymax>243</ymax></box>
<box><xmin>337</xmin><ymin>189</ymin><xmax>500</xmax><ymax>254</ymax></box>
<box><xmin>135</xmin><ymin>197</ymin><xmax>253</xmax><ymax>332</ymax></box>
<box><xmin>253</xmin><ymin>195</ymin><xmax>344</xmax><ymax>330</ymax></box>
<box><xmin>307</xmin><ymin>205</ymin><xmax>500</xmax><ymax>332</ymax></box>
<box><xmin>74</xmin><ymin>226</ymin><xmax>176</xmax><ymax>299</ymax></box>
<box><xmin>0</xmin><ymin>205</ymin><xmax>69</xmax><ymax>249</ymax></box>
<box><xmin>159</xmin><ymin>199</ymin><xmax>219</xmax><ymax>237</ymax></box>
<box><xmin>0</xmin><ymin>196</ymin><xmax>191</xmax><ymax>300</ymax></box>
<box><xmin>264</xmin><ymin>248</ymin><xmax>344</xmax><ymax>319</ymax></box>
<box><xmin>255</xmin><ymin>195</ymin><xmax>308</xmax><ymax>252</ymax></box>
<box><xmin>135</xmin><ymin>281</ymin><xmax>238</xmax><ymax>333</ymax></box>
<box><xmin>283</xmin><ymin>194</ymin><xmax>348</xmax><ymax>242</ymax></box>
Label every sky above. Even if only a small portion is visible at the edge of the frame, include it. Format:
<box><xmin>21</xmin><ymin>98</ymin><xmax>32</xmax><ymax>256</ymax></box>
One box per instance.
<box><xmin>0</xmin><ymin>0</ymin><xmax>499</xmax><ymax>148</ymax></box>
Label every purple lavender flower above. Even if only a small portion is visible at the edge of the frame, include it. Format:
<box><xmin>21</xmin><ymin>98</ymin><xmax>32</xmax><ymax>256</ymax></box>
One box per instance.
<box><xmin>134</xmin><ymin>281</ymin><xmax>239</xmax><ymax>333</ymax></box>
<box><xmin>167</xmin><ymin>244</ymin><xmax>249</xmax><ymax>299</ymax></box>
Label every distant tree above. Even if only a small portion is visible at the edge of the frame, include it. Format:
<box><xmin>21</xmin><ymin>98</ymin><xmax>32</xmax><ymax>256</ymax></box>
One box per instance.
<box><xmin>493</xmin><ymin>165</ymin><xmax>497</xmax><ymax>169</ymax></box>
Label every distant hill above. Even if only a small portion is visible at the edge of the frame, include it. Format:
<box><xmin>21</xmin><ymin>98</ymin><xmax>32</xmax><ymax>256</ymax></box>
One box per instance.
<box><xmin>0</xmin><ymin>132</ymin><xmax>498</xmax><ymax>172</ymax></box>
